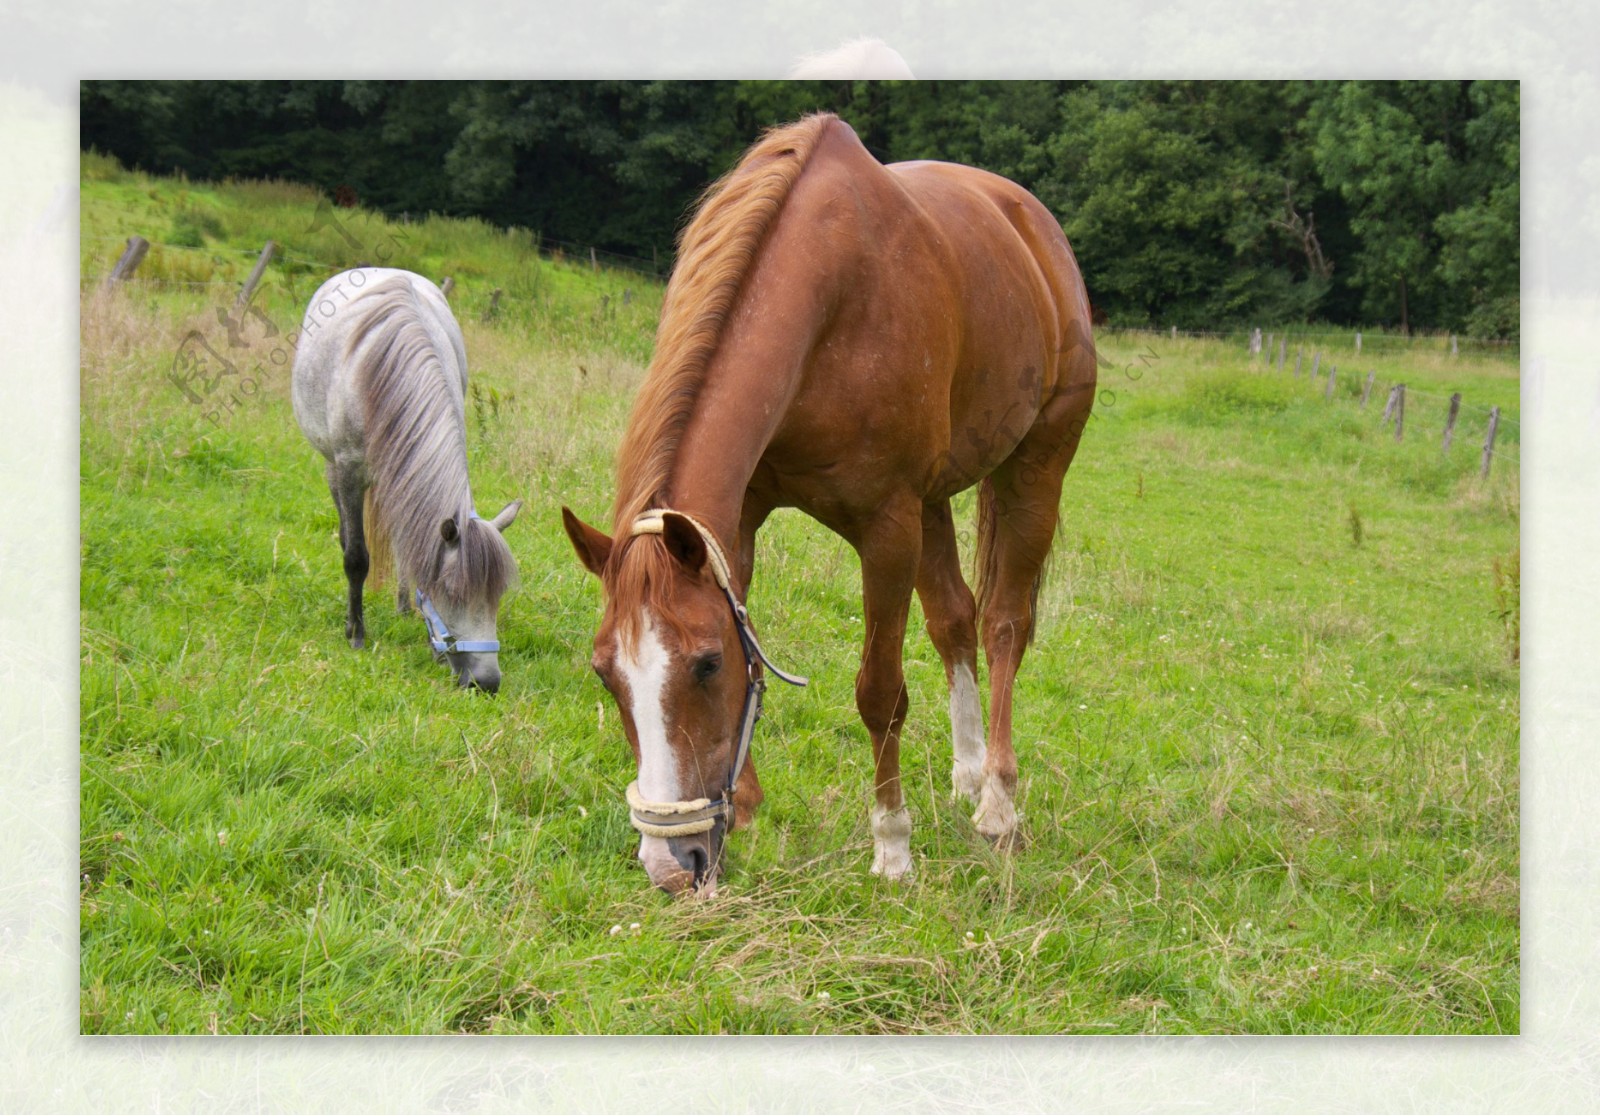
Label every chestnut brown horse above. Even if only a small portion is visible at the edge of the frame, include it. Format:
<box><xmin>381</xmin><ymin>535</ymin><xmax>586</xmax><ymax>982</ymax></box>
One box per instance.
<box><xmin>563</xmin><ymin>113</ymin><xmax>1096</xmax><ymax>895</ymax></box>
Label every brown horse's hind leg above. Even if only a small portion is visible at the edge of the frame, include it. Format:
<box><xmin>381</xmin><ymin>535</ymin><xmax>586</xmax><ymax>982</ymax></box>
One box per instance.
<box><xmin>916</xmin><ymin>498</ymin><xmax>986</xmax><ymax>806</ymax></box>
<box><xmin>974</xmin><ymin>419</ymin><xmax>1084</xmax><ymax>846</ymax></box>
<box><xmin>851</xmin><ymin>496</ymin><xmax>923</xmax><ymax>879</ymax></box>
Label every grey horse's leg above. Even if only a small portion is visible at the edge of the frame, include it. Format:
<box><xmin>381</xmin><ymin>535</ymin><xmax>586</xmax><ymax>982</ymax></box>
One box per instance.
<box><xmin>327</xmin><ymin>457</ymin><xmax>368</xmax><ymax>649</ymax></box>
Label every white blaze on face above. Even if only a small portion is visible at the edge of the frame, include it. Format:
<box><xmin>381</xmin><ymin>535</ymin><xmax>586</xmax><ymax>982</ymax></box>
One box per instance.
<box><xmin>618</xmin><ymin>612</ymin><xmax>680</xmax><ymax>803</ymax></box>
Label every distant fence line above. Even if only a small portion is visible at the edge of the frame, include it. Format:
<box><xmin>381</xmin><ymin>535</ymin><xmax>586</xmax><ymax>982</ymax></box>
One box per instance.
<box><xmin>1105</xmin><ymin>323</ymin><xmax>1518</xmax><ymax>353</ymax></box>
<box><xmin>1236</xmin><ymin>333</ymin><xmax>1518</xmax><ymax>477</ymax></box>
<box><xmin>90</xmin><ymin>234</ymin><xmax>1518</xmax><ymax>348</ymax></box>
<box><xmin>86</xmin><ymin>226</ymin><xmax>669</xmax><ymax>299</ymax></box>
<box><xmin>95</xmin><ymin>231</ymin><xmax>1520</xmax><ymax>475</ymax></box>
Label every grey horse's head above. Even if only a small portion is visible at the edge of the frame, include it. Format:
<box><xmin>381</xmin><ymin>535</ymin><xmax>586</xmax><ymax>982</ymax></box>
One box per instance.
<box><xmin>417</xmin><ymin>499</ymin><xmax>521</xmax><ymax>693</ymax></box>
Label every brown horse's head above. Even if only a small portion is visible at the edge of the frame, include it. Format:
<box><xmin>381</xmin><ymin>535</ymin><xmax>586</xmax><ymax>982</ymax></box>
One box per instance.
<box><xmin>562</xmin><ymin>506</ymin><xmax>760</xmax><ymax>896</ymax></box>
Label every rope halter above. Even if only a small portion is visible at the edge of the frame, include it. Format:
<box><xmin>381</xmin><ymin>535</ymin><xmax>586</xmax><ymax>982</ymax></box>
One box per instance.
<box><xmin>622</xmin><ymin>508</ymin><xmax>807</xmax><ymax>840</ymax></box>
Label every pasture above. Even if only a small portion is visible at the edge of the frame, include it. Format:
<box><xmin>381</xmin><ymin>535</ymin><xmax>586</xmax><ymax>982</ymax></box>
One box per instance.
<box><xmin>79</xmin><ymin>165</ymin><xmax>1520</xmax><ymax>1034</ymax></box>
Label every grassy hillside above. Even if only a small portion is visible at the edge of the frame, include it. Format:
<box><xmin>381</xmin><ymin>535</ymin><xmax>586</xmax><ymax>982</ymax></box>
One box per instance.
<box><xmin>80</xmin><ymin>163</ymin><xmax>1519</xmax><ymax>1034</ymax></box>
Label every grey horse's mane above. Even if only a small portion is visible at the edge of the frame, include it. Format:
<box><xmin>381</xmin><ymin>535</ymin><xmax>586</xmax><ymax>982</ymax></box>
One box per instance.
<box><xmin>349</xmin><ymin>277</ymin><xmax>514</xmax><ymax>608</ymax></box>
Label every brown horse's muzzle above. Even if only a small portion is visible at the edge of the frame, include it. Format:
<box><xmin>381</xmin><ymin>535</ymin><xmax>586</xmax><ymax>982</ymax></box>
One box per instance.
<box><xmin>638</xmin><ymin>820</ymin><xmax>725</xmax><ymax>896</ymax></box>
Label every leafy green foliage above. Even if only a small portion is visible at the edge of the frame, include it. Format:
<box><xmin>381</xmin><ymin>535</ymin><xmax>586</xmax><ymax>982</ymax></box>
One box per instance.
<box><xmin>80</xmin><ymin>80</ymin><xmax>1520</xmax><ymax>336</ymax></box>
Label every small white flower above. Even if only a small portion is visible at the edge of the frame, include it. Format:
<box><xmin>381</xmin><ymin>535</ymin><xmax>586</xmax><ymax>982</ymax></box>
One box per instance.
<box><xmin>609</xmin><ymin>924</ymin><xmax>622</xmax><ymax>936</ymax></box>
<box><xmin>1078</xmin><ymin>704</ymin><xmax>1087</xmax><ymax>711</ymax></box>
<box><xmin>629</xmin><ymin>922</ymin><xmax>641</xmax><ymax>932</ymax></box>
<box><xmin>965</xmin><ymin>931</ymin><xmax>975</xmax><ymax>940</ymax></box>
<box><xmin>818</xmin><ymin>991</ymin><xmax>830</xmax><ymax>1001</ymax></box>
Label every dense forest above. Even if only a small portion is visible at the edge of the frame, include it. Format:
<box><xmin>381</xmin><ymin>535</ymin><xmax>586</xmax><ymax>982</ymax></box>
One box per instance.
<box><xmin>80</xmin><ymin>80</ymin><xmax>1519</xmax><ymax>337</ymax></box>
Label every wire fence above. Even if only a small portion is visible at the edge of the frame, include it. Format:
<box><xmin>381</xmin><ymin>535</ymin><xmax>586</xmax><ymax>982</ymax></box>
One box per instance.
<box><xmin>90</xmin><ymin>229</ymin><xmax>1522</xmax><ymax>474</ymax></box>
<box><xmin>1232</xmin><ymin>339</ymin><xmax>1520</xmax><ymax>474</ymax></box>
<box><xmin>1104</xmin><ymin>323</ymin><xmax>1519</xmax><ymax>353</ymax></box>
<box><xmin>84</xmin><ymin>227</ymin><xmax>668</xmax><ymax>297</ymax></box>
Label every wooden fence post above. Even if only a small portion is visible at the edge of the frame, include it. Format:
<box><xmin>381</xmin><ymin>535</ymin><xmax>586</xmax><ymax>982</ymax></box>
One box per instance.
<box><xmin>1311</xmin><ymin>352</ymin><xmax>1321</xmax><ymax>381</ymax></box>
<box><xmin>1293</xmin><ymin>347</ymin><xmax>1303</xmax><ymax>377</ymax></box>
<box><xmin>1394</xmin><ymin>384</ymin><xmax>1406</xmax><ymax>441</ymax></box>
<box><xmin>440</xmin><ymin>277</ymin><xmax>455</xmax><ymax>299</ymax></box>
<box><xmin>1249</xmin><ymin>327</ymin><xmax>1261</xmax><ymax>358</ymax></box>
<box><xmin>104</xmin><ymin>235</ymin><xmax>150</xmax><ymax>287</ymax></box>
<box><xmin>1361</xmin><ymin>371</ymin><xmax>1376</xmax><ymax>407</ymax></box>
<box><xmin>1442</xmin><ymin>392</ymin><xmax>1462</xmax><ymax>450</ymax></box>
<box><xmin>1383</xmin><ymin>385</ymin><xmax>1399</xmax><ymax>423</ymax></box>
<box><xmin>1277</xmin><ymin>335</ymin><xmax>1286</xmax><ymax>371</ymax></box>
<box><xmin>1325</xmin><ymin>363</ymin><xmax>1337</xmax><ymax>399</ymax></box>
<box><xmin>235</xmin><ymin>240</ymin><xmax>275</xmax><ymax>310</ymax></box>
<box><xmin>1171</xmin><ymin>325</ymin><xmax>1178</xmax><ymax>341</ymax></box>
<box><xmin>1481</xmin><ymin>407</ymin><xmax>1500</xmax><ymax>476</ymax></box>
<box><xmin>1355</xmin><ymin>330</ymin><xmax>1362</xmax><ymax>354</ymax></box>
<box><xmin>590</xmin><ymin>246</ymin><xmax>598</xmax><ymax>271</ymax></box>
<box><xmin>1451</xmin><ymin>334</ymin><xmax>1458</xmax><ymax>357</ymax></box>
<box><xmin>482</xmin><ymin>287</ymin><xmax>502</xmax><ymax>323</ymax></box>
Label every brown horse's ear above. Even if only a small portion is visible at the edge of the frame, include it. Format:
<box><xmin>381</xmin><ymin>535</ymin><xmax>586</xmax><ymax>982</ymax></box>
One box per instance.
<box><xmin>660</xmin><ymin>512</ymin><xmax>708</xmax><ymax>576</ymax></box>
<box><xmin>562</xmin><ymin>506</ymin><xmax>613</xmax><ymax>577</ymax></box>
<box><xmin>440</xmin><ymin>516</ymin><xmax>459</xmax><ymax>544</ymax></box>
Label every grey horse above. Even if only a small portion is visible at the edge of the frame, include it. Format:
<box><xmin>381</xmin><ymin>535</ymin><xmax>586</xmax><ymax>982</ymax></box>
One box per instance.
<box><xmin>291</xmin><ymin>268</ymin><xmax>520</xmax><ymax>691</ymax></box>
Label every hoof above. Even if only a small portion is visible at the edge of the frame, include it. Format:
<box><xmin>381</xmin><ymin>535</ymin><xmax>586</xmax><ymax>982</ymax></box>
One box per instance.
<box><xmin>972</xmin><ymin>774</ymin><xmax>1017</xmax><ymax>848</ymax></box>
<box><xmin>871</xmin><ymin>844</ymin><xmax>914</xmax><ymax>880</ymax></box>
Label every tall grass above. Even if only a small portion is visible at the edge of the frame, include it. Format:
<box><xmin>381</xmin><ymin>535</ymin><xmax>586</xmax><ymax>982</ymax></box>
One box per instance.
<box><xmin>80</xmin><ymin>167</ymin><xmax>1519</xmax><ymax>1035</ymax></box>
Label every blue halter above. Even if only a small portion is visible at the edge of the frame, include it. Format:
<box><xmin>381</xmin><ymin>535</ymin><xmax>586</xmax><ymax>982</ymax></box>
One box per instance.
<box><xmin>413</xmin><ymin>509</ymin><xmax>499</xmax><ymax>656</ymax></box>
<box><xmin>415</xmin><ymin>589</ymin><xmax>500</xmax><ymax>655</ymax></box>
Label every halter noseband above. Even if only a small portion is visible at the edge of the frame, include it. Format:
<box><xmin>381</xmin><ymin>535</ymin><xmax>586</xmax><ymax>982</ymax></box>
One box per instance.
<box><xmin>622</xmin><ymin>508</ymin><xmax>807</xmax><ymax>840</ymax></box>
<box><xmin>413</xmin><ymin>511</ymin><xmax>500</xmax><ymax>657</ymax></box>
<box><xmin>415</xmin><ymin>589</ymin><xmax>500</xmax><ymax>655</ymax></box>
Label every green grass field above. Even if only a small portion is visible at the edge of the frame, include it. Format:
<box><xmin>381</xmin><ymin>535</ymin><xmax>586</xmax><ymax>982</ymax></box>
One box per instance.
<box><xmin>80</xmin><ymin>166</ymin><xmax>1520</xmax><ymax>1034</ymax></box>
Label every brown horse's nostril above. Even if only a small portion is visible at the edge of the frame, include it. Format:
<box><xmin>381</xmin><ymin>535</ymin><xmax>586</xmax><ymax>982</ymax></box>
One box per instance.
<box><xmin>668</xmin><ymin>838</ymin><xmax>711</xmax><ymax>888</ymax></box>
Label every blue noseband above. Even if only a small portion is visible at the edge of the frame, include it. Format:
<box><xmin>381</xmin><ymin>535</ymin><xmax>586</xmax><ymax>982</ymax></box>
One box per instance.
<box><xmin>415</xmin><ymin>589</ymin><xmax>499</xmax><ymax>655</ymax></box>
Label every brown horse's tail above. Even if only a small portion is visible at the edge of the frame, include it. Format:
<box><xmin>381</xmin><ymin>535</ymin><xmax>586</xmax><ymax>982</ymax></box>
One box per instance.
<box><xmin>364</xmin><ymin>488</ymin><xmax>394</xmax><ymax>589</ymax></box>
<box><xmin>973</xmin><ymin>478</ymin><xmax>1048</xmax><ymax>649</ymax></box>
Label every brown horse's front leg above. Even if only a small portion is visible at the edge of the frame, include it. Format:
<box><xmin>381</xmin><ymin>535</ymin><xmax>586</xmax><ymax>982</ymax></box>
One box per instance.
<box><xmin>852</xmin><ymin>500</ymin><xmax>923</xmax><ymax>879</ymax></box>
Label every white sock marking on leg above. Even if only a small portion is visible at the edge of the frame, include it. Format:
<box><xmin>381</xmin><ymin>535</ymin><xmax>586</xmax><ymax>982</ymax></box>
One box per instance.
<box><xmin>869</xmin><ymin>802</ymin><xmax>913</xmax><ymax>879</ymax></box>
<box><xmin>950</xmin><ymin>662</ymin><xmax>986</xmax><ymax>803</ymax></box>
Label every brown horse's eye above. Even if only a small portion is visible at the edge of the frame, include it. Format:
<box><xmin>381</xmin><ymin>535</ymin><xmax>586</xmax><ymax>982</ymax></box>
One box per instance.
<box><xmin>692</xmin><ymin>654</ymin><xmax>722</xmax><ymax>684</ymax></box>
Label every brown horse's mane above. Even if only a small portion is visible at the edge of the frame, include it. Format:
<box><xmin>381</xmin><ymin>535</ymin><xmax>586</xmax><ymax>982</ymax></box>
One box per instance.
<box><xmin>611</xmin><ymin>113</ymin><xmax>837</xmax><ymax>539</ymax></box>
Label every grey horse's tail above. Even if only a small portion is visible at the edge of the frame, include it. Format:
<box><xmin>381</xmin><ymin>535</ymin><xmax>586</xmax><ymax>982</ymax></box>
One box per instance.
<box><xmin>364</xmin><ymin>488</ymin><xmax>394</xmax><ymax>588</ymax></box>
